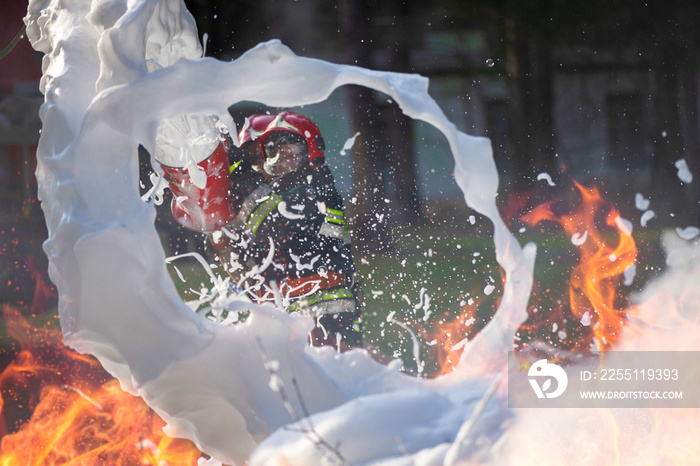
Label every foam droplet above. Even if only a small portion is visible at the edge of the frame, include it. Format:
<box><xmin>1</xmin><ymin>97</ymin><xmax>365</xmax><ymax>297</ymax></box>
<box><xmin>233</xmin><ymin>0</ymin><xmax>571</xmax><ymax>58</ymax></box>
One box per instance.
<box><xmin>635</xmin><ymin>193</ymin><xmax>650</xmax><ymax>211</ymax></box>
<box><xmin>640</xmin><ymin>210</ymin><xmax>655</xmax><ymax>227</ymax></box>
<box><xmin>571</xmin><ymin>231</ymin><xmax>588</xmax><ymax>246</ymax></box>
<box><xmin>623</xmin><ymin>264</ymin><xmax>636</xmax><ymax>286</ymax></box>
<box><xmin>580</xmin><ymin>311</ymin><xmax>591</xmax><ymax>326</ymax></box>
<box><xmin>675</xmin><ymin>159</ymin><xmax>693</xmax><ymax>183</ymax></box>
<box><xmin>614</xmin><ymin>216</ymin><xmax>633</xmax><ymax>236</ymax></box>
<box><xmin>676</xmin><ymin>226</ymin><xmax>700</xmax><ymax>240</ymax></box>
<box><xmin>537</xmin><ymin>172</ymin><xmax>556</xmax><ymax>186</ymax></box>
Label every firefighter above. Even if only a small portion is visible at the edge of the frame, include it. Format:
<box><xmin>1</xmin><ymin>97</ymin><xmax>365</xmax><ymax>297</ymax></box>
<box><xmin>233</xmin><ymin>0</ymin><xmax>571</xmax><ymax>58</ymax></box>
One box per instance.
<box><xmin>155</xmin><ymin>112</ymin><xmax>362</xmax><ymax>350</ymax></box>
<box><xmin>253</xmin><ymin>111</ymin><xmax>361</xmax><ymax>349</ymax></box>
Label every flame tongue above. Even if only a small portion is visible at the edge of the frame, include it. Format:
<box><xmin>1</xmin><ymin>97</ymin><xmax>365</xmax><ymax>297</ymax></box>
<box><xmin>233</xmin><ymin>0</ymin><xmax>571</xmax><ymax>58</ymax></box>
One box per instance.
<box><xmin>521</xmin><ymin>182</ymin><xmax>638</xmax><ymax>350</ymax></box>
<box><xmin>0</xmin><ymin>307</ymin><xmax>202</xmax><ymax>465</ymax></box>
<box><xmin>425</xmin><ymin>181</ymin><xmax>635</xmax><ymax>374</ymax></box>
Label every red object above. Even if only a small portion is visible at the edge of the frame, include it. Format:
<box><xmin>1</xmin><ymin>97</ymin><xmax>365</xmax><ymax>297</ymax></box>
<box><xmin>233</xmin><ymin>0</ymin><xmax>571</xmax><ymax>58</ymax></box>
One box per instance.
<box><xmin>159</xmin><ymin>139</ymin><xmax>235</xmax><ymax>232</ymax></box>
<box><xmin>238</xmin><ymin>114</ymin><xmax>274</xmax><ymax>145</ymax></box>
<box><xmin>260</xmin><ymin>111</ymin><xmax>326</xmax><ymax>167</ymax></box>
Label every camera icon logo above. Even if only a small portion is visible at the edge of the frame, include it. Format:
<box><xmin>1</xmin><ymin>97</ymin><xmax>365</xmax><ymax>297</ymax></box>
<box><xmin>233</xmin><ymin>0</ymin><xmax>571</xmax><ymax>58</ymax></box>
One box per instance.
<box><xmin>528</xmin><ymin>359</ymin><xmax>568</xmax><ymax>399</ymax></box>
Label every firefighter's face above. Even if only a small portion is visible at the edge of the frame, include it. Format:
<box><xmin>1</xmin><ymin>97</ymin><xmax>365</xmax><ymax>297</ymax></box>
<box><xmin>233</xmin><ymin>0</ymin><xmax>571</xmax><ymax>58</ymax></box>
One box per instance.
<box><xmin>263</xmin><ymin>141</ymin><xmax>305</xmax><ymax>177</ymax></box>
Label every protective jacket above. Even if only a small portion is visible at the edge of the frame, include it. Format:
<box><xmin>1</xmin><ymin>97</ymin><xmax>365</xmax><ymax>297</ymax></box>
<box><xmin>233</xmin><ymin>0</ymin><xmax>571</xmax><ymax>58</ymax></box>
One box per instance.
<box><xmin>230</xmin><ymin>162</ymin><xmax>356</xmax><ymax>314</ymax></box>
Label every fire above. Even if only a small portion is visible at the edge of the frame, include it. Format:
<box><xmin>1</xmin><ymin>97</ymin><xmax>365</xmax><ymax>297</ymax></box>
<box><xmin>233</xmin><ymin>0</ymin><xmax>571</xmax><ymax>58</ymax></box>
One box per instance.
<box><xmin>0</xmin><ymin>306</ymin><xmax>203</xmax><ymax>465</ymax></box>
<box><xmin>429</xmin><ymin>272</ymin><xmax>505</xmax><ymax>377</ymax></box>
<box><xmin>521</xmin><ymin>181</ymin><xmax>637</xmax><ymax>350</ymax></box>
<box><xmin>427</xmin><ymin>181</ymin><xmax>637</xmax><ymax>375</ymax></box>
<box><xmin>428</xmin><ymin>301</ymin><xmax>481</xmax><ymax>377</ymax></box>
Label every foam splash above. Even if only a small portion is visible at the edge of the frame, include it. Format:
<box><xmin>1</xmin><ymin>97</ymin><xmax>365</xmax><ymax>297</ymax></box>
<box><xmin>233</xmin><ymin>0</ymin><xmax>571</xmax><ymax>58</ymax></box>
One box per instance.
<box><xmin>25</xmin><ymin>0</ymin><xmax>533</xmax><ymax>463</ymax></box>
<box><xmin>339</xmin><ymin>131</ymin><xmax>360</xmax><ymax>156</ymax></box>
<box><xmin>676</xmin><ymin>226</ymin><xmax>700</xmax><ymax>241</ymax></box>
<box><xmin>635</xmin><ymin>192</ymin><xmax>650</xmax><ymax>211</ymax></box>
<box><xmin>25</xmin><ymin>0</ymin><xmax>700</xmax><ymax>464</ymax></box>
<box><xmin>536</xmin><ymin>172</ymin><xmax>556</xmax><ymax>186</ymax></box>
<box><xmin>675</xmin><ymin>158</ymin><xmax>693</xmax><ymax>183</ymax></box>
<box><xmin>571</xmin><ymin>231</ymin><xmax>588</xmax><ymax>246</ymax></box>
<box><xmin>640</xmin><ymin>209</ymin><xmax>655</xmax><ymax>227</ymax></box>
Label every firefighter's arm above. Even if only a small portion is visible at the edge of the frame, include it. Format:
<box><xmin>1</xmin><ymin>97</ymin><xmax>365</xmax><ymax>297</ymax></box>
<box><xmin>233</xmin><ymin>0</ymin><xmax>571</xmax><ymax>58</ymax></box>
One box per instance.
<box><xmin>316</xmin><ymin>183</ymin><xmax>351</xmax><ymax>247</ymax></box>
<box><xmin>314</xmin><ymin>179</ymin><xmax>355</xmax><ymax>281</ymax></box>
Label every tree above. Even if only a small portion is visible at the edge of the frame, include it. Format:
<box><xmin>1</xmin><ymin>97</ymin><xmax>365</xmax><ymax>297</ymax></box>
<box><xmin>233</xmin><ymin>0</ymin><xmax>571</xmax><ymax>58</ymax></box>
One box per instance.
<box><xmin>339</xmin><ymin>0</ymin><xmax>394</xmax><ymax>253</ymax></box>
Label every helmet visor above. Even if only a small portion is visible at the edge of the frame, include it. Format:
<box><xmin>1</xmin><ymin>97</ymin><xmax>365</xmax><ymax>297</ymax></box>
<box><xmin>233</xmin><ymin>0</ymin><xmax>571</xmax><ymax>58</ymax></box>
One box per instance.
<box><xmin>262</xmin><ymin>131</ymin><xmax>307</xmax><ymax>158</ymax></box>
<box><xmin>262</xmin><ymin>131</ymin><xmax>308</xmax><ymax>176</ymax></box>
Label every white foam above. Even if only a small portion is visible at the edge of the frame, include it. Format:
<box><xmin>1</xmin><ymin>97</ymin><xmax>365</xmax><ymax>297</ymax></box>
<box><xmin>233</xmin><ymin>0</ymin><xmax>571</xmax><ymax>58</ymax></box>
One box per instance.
<box><xmin>676</xmin><ymin>226</ymin><xmax>700</xmax><ymax>241</ymax></box>
<box><xmin>623</xmin><ymin>263</ymin><xmax>636</xmax><ymax>286</ymax></box>
<box><xmin>32</xmin><ymin>1</ymin><xmax>700</xmax><ymax>465</ymax></box>
<box><xmin>155</xmin><ymin>114</ymin><xmax>222</xmax><ymax>170</ymax></box>
<box><xmin>675</xmin><ymin>158</ymin><xmax>693</xmax><ymax>183</ymax></box>
<box><xmin>614</xmin><ymin>216</ymin><xmax>633</xmax><ymax>236</ymax></box>
<box><xmin>640</xmin><ymin>210</ymin><xmax>655</xmax><ymax>227</ymax></box>
<box><xmin>580</xmin><ymin>311</ymin><xmax>591</xmax><ymax>326</ymax></box>
<box><xmin>339</xmin><ymin>131</ymin><xmax>360</xmax><ymax>155</ymax></box>
<box><xmin>635</xmin><ymin>193</ymin><xmax>650</xmax><ymax>211</ymax></box>
<box><xmin>571</xmin><ymin>231</ymin><xmax>588</xmax><ymax>246</ymax></box>
<box><xmin>536</xmin><ymin>172</ymin><xmax>556</xmax><ymax>186</ymax></box>
<box><xmin>26</xmin><ymin>0</ymin><xmax>535</xmax><ymax>463</ymax></box>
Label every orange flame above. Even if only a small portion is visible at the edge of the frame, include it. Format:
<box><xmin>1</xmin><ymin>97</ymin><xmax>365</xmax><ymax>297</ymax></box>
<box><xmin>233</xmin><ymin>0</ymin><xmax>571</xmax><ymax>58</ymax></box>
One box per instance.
<box><xmin>0</xmin><ymin>306</ymin><xmax>203</xmax><ymax>465</ymax></box>
<box><xmin>426</xmin><ymin>181</ymin><xmax>638</xmax><ymax>373</ymax></box>
<box><xmin>521</xmin><ymin>182</ymin><xmax>637</xmax><ymax>350</ymax></box>
<box><xmin>428</xmin><ymin>272</ymin><xmax>505</xmax><ymax>377</ymax></box>
<box><xmin>429</xmin><ymin>301</ymin><xmax>481</xmax><ymax>377</ymax></box>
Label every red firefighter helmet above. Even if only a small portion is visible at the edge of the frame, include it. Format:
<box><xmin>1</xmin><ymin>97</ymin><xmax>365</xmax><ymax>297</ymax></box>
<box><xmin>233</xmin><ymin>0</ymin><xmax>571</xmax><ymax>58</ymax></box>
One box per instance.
<box><xmin>260</xmin><ymin>111</ymin><xmax>326</xmax><ymax>168</ymax></box>
<box><xmin>238</xmin><ymin>114</ymin><xmax>275</xmax><ymax>145</ymax></box>
<box><xmin>238</xmin><ymin>114</ymin><xmax>275</xmax><ymax>174</ymax></box>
